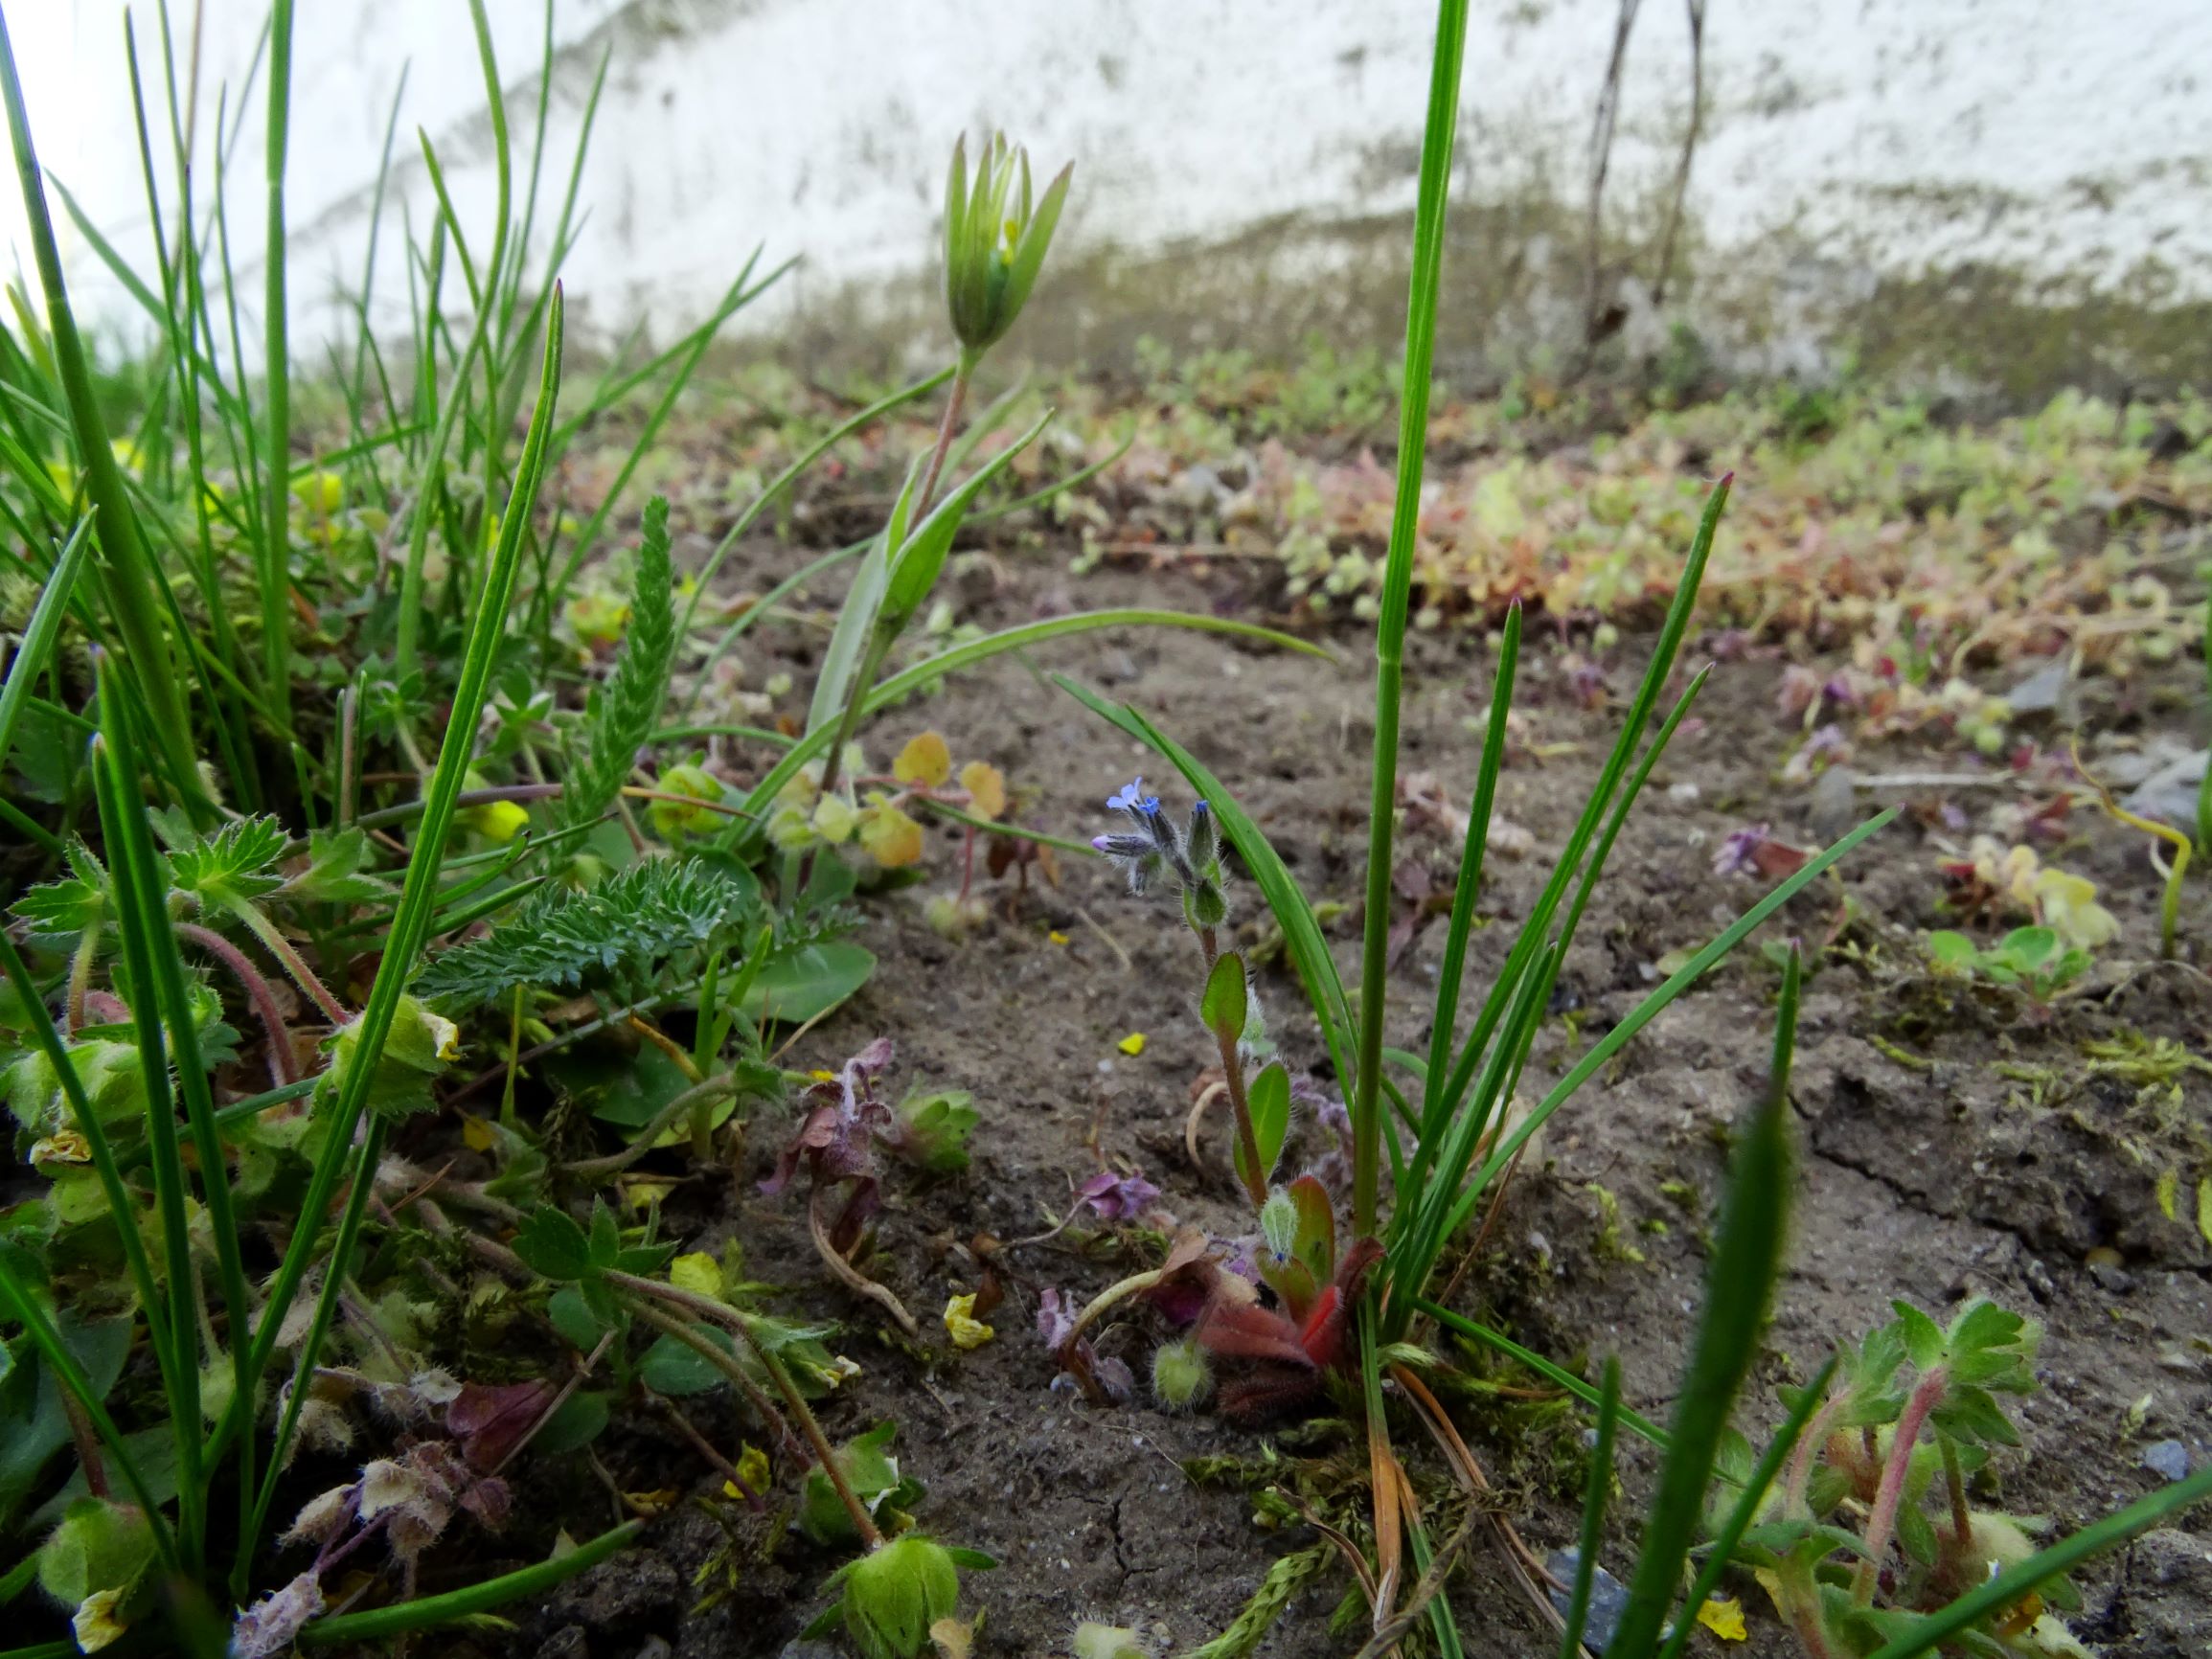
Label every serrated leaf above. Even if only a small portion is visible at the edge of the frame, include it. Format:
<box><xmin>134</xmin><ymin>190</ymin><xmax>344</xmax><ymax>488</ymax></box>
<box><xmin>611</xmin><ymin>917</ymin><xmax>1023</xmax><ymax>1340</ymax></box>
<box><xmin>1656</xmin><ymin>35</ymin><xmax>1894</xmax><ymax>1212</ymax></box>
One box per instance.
<box><xmin>513</xmin><ymin>1207</ymin><xmax>593</xmax><ymax>1282</ymax></box>
<box><xmin>416</xmin><ymin>858</ymin><xmax>767</xmax><ymax>1007</ymax></box>
<box><xmin>563</xmin><ymin>497</ymin><xmax>677</xmax><ymax>830</ymax></box>
<box><xmin>1890</xmin><ymin>1301</ymin><xmax>1945</xmax><ymax>1372</ymax></box>
<box><xmin>166</xmin><ymin>815</ymin><xmax>287</xmax><ymax>907</ymax></box>
<box><xmin>285</xmin><ymin>827</ymin><xmax>388</xmax><ymax>904</ymax></box>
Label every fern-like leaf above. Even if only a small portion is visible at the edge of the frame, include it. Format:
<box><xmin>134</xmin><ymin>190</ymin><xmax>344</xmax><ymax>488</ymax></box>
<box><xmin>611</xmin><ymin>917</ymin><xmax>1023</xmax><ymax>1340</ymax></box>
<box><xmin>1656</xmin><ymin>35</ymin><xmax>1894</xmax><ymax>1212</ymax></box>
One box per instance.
<box><xmin>414</xmin><ymin>857</ymin><xmax>756</xmax><ymax>1008</ymax></box>
<box><xmin>562</xmin><ymin>495</ymin><xmax>676</xmax><ymax>830</ymax></box>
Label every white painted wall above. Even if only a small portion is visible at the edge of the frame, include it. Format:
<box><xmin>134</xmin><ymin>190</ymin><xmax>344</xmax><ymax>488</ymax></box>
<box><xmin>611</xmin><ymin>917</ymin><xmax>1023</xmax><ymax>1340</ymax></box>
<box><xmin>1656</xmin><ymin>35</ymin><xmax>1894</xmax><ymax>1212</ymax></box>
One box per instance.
<box><xmin>15</xmin><ymin>1</ymin><xmax>2212</xmax><ymax>380</ymax></box>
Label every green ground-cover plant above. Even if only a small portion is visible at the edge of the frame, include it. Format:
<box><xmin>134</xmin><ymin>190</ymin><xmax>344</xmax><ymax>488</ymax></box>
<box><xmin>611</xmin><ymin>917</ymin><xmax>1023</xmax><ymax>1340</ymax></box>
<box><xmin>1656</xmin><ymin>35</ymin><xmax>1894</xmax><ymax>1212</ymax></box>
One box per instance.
<box><xmin>0</xmin><ymin>2</ymin><xmax>1336</xmax><ymax>1648</ymax></box>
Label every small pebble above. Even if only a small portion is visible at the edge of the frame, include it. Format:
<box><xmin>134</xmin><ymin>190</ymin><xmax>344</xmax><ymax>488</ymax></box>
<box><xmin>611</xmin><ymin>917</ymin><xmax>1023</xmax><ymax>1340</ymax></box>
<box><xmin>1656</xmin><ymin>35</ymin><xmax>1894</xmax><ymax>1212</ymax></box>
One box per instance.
<box><xmin>2088</xmin><ymin>1259</ymin><xmax>2136</xmax><ymax>1295</ymax></box>
<box><xmin>2142</xmin><ymin>1440</ymin><xmax>2193</xmax><ymax>1483</ymax></box>
<box><xmin>1666</xmin><ymin>781</ymin><xmax>1699</xmax><ymax>805</ymax></box>
<box><xmin>1546</xmin><ymin>1548</ymin><xmax>1630</xmax><ymax>1651</ymax></box>
<box><xmin>2024</xmin><ymin>1259</ymin><xmax>2056</xmax><ymax>1304</ymax></box>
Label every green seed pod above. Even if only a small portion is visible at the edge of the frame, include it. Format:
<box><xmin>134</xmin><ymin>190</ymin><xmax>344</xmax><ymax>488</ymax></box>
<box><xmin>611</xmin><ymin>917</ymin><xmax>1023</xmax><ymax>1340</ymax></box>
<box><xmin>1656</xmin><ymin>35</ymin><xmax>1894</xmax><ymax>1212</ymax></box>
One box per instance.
<box><xmin>1151</xmin><ymin>1337</ymin><xmax>1213</xmax><ymax>1411</ymax></box>
<box><xmin>840</xmin><ymin>1534</ymin><xmax>961</xmax><ymax>1659</ymax></box>
<box><xmin>1259</xmin><ymin>1188</ymin><xmax>1299</xmax><ymax>1262</ymax></box>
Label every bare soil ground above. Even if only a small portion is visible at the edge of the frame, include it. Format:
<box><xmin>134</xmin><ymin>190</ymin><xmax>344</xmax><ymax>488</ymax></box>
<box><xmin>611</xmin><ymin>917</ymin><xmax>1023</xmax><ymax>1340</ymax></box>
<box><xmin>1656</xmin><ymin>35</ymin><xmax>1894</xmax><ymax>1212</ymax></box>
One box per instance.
<box><xmin>479</xmin><ymin>526</ymin><xmax>2208</xmax><ymax>1659</ymax></box>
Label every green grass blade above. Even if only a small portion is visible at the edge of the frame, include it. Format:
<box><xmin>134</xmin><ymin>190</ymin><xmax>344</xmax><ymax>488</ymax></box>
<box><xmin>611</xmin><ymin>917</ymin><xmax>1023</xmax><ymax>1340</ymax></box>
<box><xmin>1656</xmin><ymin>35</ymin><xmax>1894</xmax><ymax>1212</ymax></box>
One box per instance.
<box><xmin>1424</xmin><ymin>602</ymin><xmax>1519</xmax><ymax>1112</ymax></box>
<box><xmin>218</xmin><ymin>288</ymin><xmax>567</xmax><ymax>1511</ymax></box>
<box><xmin>1353</xmin><ymin>0</ymin><xmax>1471</xmax><ymax>1239</ymax></box>
<box><xmin>1561</xmin><ymin>1355</ymin><xmax>1623</xmax><ymax>1659</ymax></box>
<box><xmin>94</xmin><ymin>658</ymin><xmax>259</xmax><ymax>1542</ymax></box>
<box><xmin>1606</xmin><ymin>947</ymin><xmax>1802</xmax><ymax>1657</ymax></box>
<box><xmin>297</xmin><ymin>1521</ymin><xmax>642</xmax><ymax>1647</ymax></box>
<box><xmin>1444</xmin><ymin>808</ymin><xmax>1893</xmax><ymax>1239</ymax></box>
<box><xmin>1413</xmin><ymin>1299</ymin><xmax>1670</xmax><ymax>1449</ymax></box>
<box><xmin>258</xmin><ymin>0</ymin><xmax>296</xmax><ymax>725</ymax></box>
<box><xmin>1861</xmin><ymin>1465</ymin><xmax>2212</xmax><ymax>1659</ymax></box>
<box><xmin>87</xmin><ymin>732</ymin><xmax>205</xmax><ymax>1567</ymax></box>
<box><xmin>0</xmin><ymin>11</ymin><xmax>195</xmax><ymax>793</ymax></box>
<box><xmin>1655</xmin><ymin>1352</ymin><xmax>1841</xmax><ymax>1659</ymax></box>
<box><xmin>1054</xmin><ymin>674</ymin><xmax>1355</xmax><ymax>1083</ymax></box>
<box><xmin>0</xmin><ymin>516</ymin><xmax>89</xmax><ymax>768</ymax></box>
<box><xmin>675</xmin><ymin>367</ymin><xmax>951</xmax><ymax>641</ymax></box>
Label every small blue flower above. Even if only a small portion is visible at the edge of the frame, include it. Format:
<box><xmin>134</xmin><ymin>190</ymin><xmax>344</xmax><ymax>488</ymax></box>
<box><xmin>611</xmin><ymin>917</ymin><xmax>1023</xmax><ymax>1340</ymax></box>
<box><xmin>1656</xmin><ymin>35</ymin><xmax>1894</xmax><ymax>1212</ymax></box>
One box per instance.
<box><xmin>1106</xmin><ymin>777</ymin><xmax>1150</xmax><ymax>814</ymax></box>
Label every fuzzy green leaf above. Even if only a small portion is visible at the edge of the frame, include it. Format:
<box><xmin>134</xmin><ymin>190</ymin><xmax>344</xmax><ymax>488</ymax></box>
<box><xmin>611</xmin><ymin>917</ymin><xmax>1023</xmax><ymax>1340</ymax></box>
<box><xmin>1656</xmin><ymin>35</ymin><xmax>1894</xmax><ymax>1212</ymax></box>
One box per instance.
<box><xmin>1200</xmin><ymin>951</ymin><xmax>1247</xmax><ymax>1046</ymax></box>
<box><xmin>166</xmin><ymin>816</ymin><xmax>287</xmax><ymax>907</ymax></box>
<box><xmin>513</xmin><ymin>1207</ymin><xmax>592</xmax><ymax>1282</ymax></box>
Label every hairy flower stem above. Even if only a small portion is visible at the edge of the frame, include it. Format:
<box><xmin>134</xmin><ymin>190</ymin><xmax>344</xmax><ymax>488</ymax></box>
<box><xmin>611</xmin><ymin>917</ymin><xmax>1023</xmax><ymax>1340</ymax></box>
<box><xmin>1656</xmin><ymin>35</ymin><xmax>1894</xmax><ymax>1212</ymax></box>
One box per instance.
<box><xmin>1856</xmin><ymin>1366</ymin><xmax>1948</xmax><ymax>1604</ymax></box>
<box><xmin>65</xmin><ymin>921</ymin><xmax>99</xmax><ymax>1034</ymax></box>
<box><xmin>230</xmin><ymin>900</ymin><xmax>350</xmax><ymax>1023</ymax></box>
<box><xmin>176</xmin><ymin>921</ymin><xmax>297</xmax><ymax>1086</ymax></box>
<box><xmin>562</xmin><ymin>1075</ymin><xmax>737</xmax><ymax>1180</ymax></box>
<box><xmin>605</xmin><ymin>1271</ymin><xmax>881</xmax><ymax>1549</ymax></box>
<box><xmin>1196</xmin><ymin>927</ymin><xmax>1269</xmax><ymax>1208</ymax></box>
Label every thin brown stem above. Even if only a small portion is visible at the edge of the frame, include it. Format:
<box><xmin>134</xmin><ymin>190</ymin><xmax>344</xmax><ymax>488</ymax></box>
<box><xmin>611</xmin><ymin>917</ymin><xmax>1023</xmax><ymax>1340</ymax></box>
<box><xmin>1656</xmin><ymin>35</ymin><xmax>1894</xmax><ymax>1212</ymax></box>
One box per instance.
<box><xmin>911</xmin><ymin>364</ymin><xmax>970</xmax><ymax>522</ymax></box>
<box><xmin>808</xmin><ymin>1186</ymin><xmax>921</xmax><ymax>1338</ymax></box>
<box><xmin>606</xmin><ymin>1271</ymin><xmax>880</xmax><ymax>1549</ymax></box>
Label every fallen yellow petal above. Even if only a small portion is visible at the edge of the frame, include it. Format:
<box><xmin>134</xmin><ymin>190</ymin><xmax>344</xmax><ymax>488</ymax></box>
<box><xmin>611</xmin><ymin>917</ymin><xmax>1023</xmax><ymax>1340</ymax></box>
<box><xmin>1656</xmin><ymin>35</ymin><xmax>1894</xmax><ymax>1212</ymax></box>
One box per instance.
<box><xmin>1047</xmin><ymin>930</ymin><xmax>1070</xmax><ymax>945</ymax></box>
<box><xmin>460</xmin><ymin>1114</ymin><xmax>494</xmax><ymax>1153</ymax></box>
<box><xmin>942</xmin><ymin>1292</ymin><xmax>994</xmax><ymax>1351</ymax></box>
<box><xmin>1697</xmin><ymin>1597</ymin><xmax>1747</xmax><ymax>1641</ymax></box>
<box><xmin>736</xmin><ymin>1443</ymin><xmax>769</xmax><ymax>1493</ymax></box>
<box><xmin>1117</xmin><ymin>1032</ymin><xmax>1147</xmax><ymax>1057</ymax></box>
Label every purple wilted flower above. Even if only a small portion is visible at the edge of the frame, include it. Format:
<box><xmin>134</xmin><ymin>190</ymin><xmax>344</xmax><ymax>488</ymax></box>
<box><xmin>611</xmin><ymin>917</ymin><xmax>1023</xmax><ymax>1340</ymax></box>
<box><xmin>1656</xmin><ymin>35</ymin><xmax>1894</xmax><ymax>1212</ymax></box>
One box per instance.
<box><xmin>1076</xmin><ymin>1168</ymin><xmax>1162</xmax><ymax>1223</ymax></box>
<box><xmin>1713</xmin><ymin>824</ymin><xmax>1772</xmax><ymax>878</ymax></box>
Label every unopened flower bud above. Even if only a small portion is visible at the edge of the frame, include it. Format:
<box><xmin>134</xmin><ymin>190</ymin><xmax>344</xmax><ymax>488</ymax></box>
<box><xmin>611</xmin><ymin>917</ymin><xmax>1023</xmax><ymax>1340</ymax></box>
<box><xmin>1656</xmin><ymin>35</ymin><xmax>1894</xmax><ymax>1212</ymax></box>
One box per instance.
<box><xmin>838</xmin><ymin>1534</ymin><xmax>961</xmax><ymax>1659</ymax></box>
<box><xmin>943</xmin><ymin>133</ymin><xmax>1072</xmax><ymax>364</ymax></box>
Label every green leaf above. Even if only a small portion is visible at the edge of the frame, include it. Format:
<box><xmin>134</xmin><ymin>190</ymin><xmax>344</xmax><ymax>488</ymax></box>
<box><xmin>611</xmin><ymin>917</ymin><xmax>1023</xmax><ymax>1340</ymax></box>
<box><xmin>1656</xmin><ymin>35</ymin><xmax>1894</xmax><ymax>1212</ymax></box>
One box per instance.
<box><xmin>513</xmin><ymin>1207</ymin><xmax>592</xmax><ymax>1282</ymax></box>
<box><xmin>1889</xmin><ymin>1300</ymin><xmax>1945</xmax><ymax>1372</ymax></box>
<box><xmin>1236</xmin><ymin>1061</ymin><xmax>1291</xmax><ymax>1193</ymax></box>
<box><xmin>586</xmin><ymin>1198</ymin><xmax>620</xmax><ymax>1270</ymax></box>
<box><xmin>166</xmin><ymin>816</ymin><xmax>287</xmax><ymax>907</ymax></box>
<box><xmin>738</xmin><ymin>942</ymin><xmax>875</xmax><ymax>1026</ymax></box>
<box><xmin>416</xmin><ymin>858</ymin><xmax>763</xmax><ymax>1008</ymax></box>
<box><xmin>297</xmin><ymin>1521</ymin><xmax>643</xmax><ymax>1648</ymax></box>
<box><xmin>547</xmin><ymin>1287</ymin><xmax>607</xmax><ymax>1352</ymax></box>
<box><xmin>1200</xmin><ymin>952</ymin><xmax>1248</xmax><ymax>1046</ymax></box>
<box><xmin>879</xmin><ymin>411</ymin><xmax>1053</xmax><ymax>628</ymax></box>
<box><xmin>533</xmin><ymin>1391</ymin><xmax>609</xmax><ymax>1456</ymax></box>
<box><xmin>639</xmin><ymin>1324</ymin><xmax>734</xmax><ymax>1397</ymax></box>
<box><xmin>285</xmin><ymin>828</ymin><xmax>388</xmax><ymax>904</ymax></box>
<box><xmin>1924</xmin><ymin>930</ymin><xmax>1977</xmax><ymax>969</ymax></box>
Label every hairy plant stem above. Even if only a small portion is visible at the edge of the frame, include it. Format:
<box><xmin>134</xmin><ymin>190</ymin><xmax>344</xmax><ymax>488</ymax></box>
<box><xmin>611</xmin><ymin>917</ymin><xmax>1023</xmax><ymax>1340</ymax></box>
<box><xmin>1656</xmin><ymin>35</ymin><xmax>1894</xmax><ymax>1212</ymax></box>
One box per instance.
<box><xmin>230</xmin><ymin>899</ymin><xmax>350</xmax><ymax>1023</ymax></box>
<box><xmin>65</xmin><ymin>921</ymin><xmax>99</xmax><ymax>1034</ymax></box>
<box><xmin>176</xmin><ymin>920</ymin><xmax>297</xmax><ymax>1086</ymax></box>
<box><xmin>604</xmin><ymin>1270</ymin><xmax>881</xmax><ymax>1548</ymax></box>
<box><xmin>1196</xmin><ymin>927</ymin><xmax>1267</xmax><ymax>1207</ymax></box>
<box><xmin>561</xmin><ymin>1075</ymin><xmax>737</xmax><ymax>1179</ymax></box>
<box><xmin>1856</xmin><ymin>1367</ymin><xmax>1948</xmax><ymax>1604</ymax></box>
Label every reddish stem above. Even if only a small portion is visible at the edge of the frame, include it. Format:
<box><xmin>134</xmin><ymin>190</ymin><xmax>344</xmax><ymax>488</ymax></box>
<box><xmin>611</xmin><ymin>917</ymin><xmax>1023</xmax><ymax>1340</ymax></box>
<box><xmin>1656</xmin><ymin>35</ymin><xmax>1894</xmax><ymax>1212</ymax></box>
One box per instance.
<box><xmin>1856</xmin><ymin>1367</ymin><xmax>1948</xmax><ymax>1604</ymax></box>
<box><xmin>176</xmin><ymin>921</ymin><xmax>298</xmax><ymax>1086</ymax></box>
